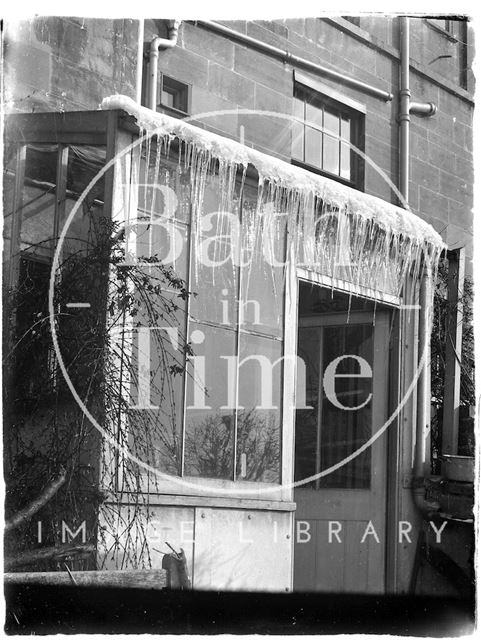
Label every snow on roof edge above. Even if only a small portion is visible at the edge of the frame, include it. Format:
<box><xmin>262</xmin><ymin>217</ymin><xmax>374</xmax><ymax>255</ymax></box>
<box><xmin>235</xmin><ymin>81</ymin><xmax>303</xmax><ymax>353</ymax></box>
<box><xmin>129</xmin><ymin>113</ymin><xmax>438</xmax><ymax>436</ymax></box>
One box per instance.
<box><xmin>101</xmin><ymin>95</ymin><xmax>445</xmax><ymax>252</ymax></box>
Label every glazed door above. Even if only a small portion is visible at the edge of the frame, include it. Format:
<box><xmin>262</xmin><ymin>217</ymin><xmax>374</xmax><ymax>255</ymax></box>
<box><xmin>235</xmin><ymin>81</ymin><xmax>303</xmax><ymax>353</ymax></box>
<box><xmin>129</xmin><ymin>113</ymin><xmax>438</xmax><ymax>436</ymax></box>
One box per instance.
<box><xmin>294</xmin><ymin>309</ymin><xmax>390</xmax><ymax>593</ymax></box>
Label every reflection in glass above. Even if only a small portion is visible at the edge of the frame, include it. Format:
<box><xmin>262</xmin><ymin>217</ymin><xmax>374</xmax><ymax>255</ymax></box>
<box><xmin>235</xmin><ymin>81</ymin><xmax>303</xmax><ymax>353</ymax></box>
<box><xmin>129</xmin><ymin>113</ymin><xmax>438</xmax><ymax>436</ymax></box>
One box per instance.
<box><xmin>184</xmin><ymin>324</ymin><xmax>236</xmax><ymax>479</ymax></box>
<box><xmin>323</xmin><ymin>110</ymin><xmax>339</xmax><ymax>136</ymax></box>
<box><xmin>319</xmin><ymin>324</ymin><xmax>372</xmax><ymax>488</ymax></box>
<box><xmin>236</xmin><ymin>333</ymin><xmax>282</xmax><ymax>483</ymax></box>
<box><xmin>241</xmin><ymin>186</ymin><xmax>286</xmax><ymax>337</ymax></box>
<box><xmin>323</xmin><ymin>134</ymin><xmax>340</xmax><ymax>176</ymax></box>
<box><xmin>291</xmin><ymin>119</ymin><xmax>305</xmax><ymax>162</ymax></box>
<box><xmin>305</xmin><ymin>126</ymin><xmax>322</xmax><ymax>168</ymax></box>
<box><xmin>190</xmin><ymin>175</ymin><xmax>239</xmax><ymax>325</ymax></box>
<box><xmin>295</xmin><ymin>327</ymin><xmax>320</xmax><ymax>483</ymax></box>
<box><xmin>20</xmin><ymin>145</ymin><xmax>57</xmax><ymax>258</ymax></box>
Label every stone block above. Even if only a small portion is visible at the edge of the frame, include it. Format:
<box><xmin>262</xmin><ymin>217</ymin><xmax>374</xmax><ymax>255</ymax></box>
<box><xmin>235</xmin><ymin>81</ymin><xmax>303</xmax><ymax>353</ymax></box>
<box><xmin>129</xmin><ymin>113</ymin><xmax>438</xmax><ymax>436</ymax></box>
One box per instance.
<box><xmin>208</xmin><ymin>62</ymin><xmax>255</xmax><ymax>107</ymax></box>
<box><xmin>234</xmin><ymin>44</ymin><xmax>292</xmax><ymax>94</ymax></box>
<box><xmin>182</xmin><ymin>22</ymin><xmax>235</xmax><ymax>69</ymax></box>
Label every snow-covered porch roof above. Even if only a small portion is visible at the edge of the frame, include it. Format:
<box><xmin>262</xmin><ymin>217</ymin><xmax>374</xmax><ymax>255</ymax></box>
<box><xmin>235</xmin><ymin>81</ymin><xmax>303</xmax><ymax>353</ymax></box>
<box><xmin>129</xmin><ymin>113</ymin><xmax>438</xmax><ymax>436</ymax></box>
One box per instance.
<box><xmin>102</xmin><ymin>95</ymin><xmax>445</xmax><ymax>299</ymax></box>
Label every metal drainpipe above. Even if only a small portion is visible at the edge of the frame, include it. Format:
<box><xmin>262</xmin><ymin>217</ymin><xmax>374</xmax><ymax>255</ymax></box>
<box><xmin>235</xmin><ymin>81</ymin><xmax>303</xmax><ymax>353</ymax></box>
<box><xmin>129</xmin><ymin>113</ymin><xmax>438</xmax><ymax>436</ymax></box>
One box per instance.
<box><xmin>195</xmin><ymin>20</ymin><xmax>394</xmax><ymax>102</ymax></box>
<box><xmin>135</xmin><ymin>19</ymin><xmax>145</xmax><ymax>104</ymax></box>
<box><xmin>398</xmin><ymin>16</ymin><xmax>437</xmax><ymax>510</ymax></box>
<box><xmin>149</xmin><ymin>20</ymin><xmax>182</xmax><ymax>111</ymax></box>
<box><xmin>414</xmin><ymin>267</ymin><xmax>432</xmax><ymax>479</ymax></box>
<box><xmin>399</xmin><ymin>16</ymin><xmax>437</xmax><ymax>204</ymax></box>
<box><xmin>399</xmin><ymin>16</ymin><xmax>411</xmax><ymax>203</ymax></box>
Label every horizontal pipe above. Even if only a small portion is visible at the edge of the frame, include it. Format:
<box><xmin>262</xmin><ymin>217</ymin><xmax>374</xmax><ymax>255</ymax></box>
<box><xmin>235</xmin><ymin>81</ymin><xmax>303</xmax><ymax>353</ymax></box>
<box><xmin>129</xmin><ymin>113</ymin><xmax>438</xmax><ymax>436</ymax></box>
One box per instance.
<box><xmin>194</xmin><ymin>20</ymin><xmax>394</xmax><ymax>102</ymax></box>
<box><xmin>409</xmin><ymin>101</ymin><xmax>437</xmax><ymax>116</ymax></box>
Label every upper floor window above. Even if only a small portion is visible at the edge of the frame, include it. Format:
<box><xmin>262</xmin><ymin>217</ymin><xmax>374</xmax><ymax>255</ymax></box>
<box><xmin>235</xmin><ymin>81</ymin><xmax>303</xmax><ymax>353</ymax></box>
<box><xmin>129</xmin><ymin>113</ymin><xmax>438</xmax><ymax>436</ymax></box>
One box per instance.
<box><xmin>427</xmin><ymin>18</ymin><xmax>456</xmax><ymax>36</ymax></box>
<box><xmin>291</xmin><ymin>80</ymin><xmax>364</xmax><ymax>190</ymax></box>
<box><xmin>157</xmin><ymin>74</ymin><xmax>190</xmax><ymax>116</ymax></box>
<box><xmin>425</xmin><ymin>17</ymin><xmax>469</xmax><ymax>89</ymax></box>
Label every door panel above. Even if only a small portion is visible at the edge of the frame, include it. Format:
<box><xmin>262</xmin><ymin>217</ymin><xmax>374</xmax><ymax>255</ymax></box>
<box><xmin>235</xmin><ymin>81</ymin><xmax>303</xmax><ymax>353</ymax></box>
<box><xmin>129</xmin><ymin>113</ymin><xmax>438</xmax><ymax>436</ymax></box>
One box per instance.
<box><xmin>294</xmin><ymin>300</ymin><xmax>390</xmax><ymax>593</ymax></box>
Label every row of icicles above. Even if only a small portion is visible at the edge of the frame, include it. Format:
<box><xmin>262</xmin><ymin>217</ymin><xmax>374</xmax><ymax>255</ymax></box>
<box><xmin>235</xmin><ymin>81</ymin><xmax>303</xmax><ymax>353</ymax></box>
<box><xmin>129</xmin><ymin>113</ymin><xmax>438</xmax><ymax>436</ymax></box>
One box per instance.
<box><xmin>122</xmin><ymin>133</ymin><xmax>444</xmax><ymax>316</ymax></box>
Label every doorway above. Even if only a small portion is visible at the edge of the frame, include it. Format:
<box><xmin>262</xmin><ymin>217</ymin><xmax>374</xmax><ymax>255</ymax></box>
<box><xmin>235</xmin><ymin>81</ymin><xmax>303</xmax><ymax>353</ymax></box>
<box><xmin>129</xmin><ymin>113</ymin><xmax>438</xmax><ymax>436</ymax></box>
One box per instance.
<box><xmin>294</xmin><ymin>281</ymin><xmax>391</xmax><ymax>593</ymax></box>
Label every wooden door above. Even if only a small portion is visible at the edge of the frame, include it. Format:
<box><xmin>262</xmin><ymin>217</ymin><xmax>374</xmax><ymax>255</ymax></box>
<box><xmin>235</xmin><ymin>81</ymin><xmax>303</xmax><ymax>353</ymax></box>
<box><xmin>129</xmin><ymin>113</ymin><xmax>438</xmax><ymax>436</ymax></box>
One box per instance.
<box><xmin>294</xmin><ymin>306</ymin><xmax>390</xmax><ymax>593</ymax></box>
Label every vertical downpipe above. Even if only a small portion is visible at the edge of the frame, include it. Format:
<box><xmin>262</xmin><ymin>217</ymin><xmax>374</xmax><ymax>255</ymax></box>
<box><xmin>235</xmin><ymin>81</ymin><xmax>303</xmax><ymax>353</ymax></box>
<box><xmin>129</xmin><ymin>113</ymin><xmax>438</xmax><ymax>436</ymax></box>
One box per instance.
<box><xmin>135</xmin><ymin>19</ymin><xmax>145</xmax><ymax>104</ymax></box>
<box><xmin>399</xmin><ymin>17</ymin><xmax>431</xmax><ymax>503</ymax></box>
<box><xmin>414</xmin><ymin>268</ymin><xmax>431</xmax><ymax>478</ymax></box>
<box><xmin>399</xmin><ymin>16</ymin><xmax>411</xmax><ymax>205</ymax></box>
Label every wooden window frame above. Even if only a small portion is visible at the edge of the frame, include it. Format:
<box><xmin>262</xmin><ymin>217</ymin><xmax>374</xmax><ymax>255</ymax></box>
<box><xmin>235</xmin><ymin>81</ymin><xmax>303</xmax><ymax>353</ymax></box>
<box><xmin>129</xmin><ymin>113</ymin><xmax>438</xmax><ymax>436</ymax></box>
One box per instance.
<box><xmin>292</xmin><ymin>72</ymin><xmax>365</xmax><ymax>191</ymax></box>
<box><xmin>157</xmin><ymin>73</ymin><xmax>191</xmax><ymax>118</ymax></box>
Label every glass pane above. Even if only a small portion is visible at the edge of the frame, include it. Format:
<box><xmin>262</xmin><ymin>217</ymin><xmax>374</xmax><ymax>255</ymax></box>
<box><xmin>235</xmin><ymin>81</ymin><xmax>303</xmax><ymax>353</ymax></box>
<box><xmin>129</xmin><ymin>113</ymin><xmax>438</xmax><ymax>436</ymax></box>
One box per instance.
<box><xmin>236</xmin><ymin>333</ymin><xmax>282</xmax><ymax>483</ymax></box>
<box><xmin>291</xmin><ymin>120</ymin><xmax>304</xmax><ymax>162</ymax></box>
<box><xmin>240</xmin><ymin>184</ymin><xmax>286</xmax><ymax>337</ymax></box>
<box><xmin>126</xmin><ymin>322</ymin><xmax>184</xmax><ymax>475</ymax></box>
<box><xmin>20</xmin><ymin>145</ymin><xmax>57</xmax><ymax>259</ymax></box>
<box><xmin>67</xmin><ymin>145</ymin><xmax>105</xmax><ymax>203</ymax></box>
<box><xmin>3</xmin><ymin>146</ymin><xmax>16</xmax><ymax>263</ymax></box>
<box><xmin>322</xmin><ymin>134</ymin><xmax>340</xmax><ymax>176</ymax></box>
<box><xmin>340</xmin><ymin>117</ymin><xmax>352</xmax><ymax>180</ymax></box>
<box><xmin>161</xmin><ymin>89</ymin><xmax>175</xmax><ymax>108</ymax></box>
<box><xmin>340</xmin><ymin>142</ymin><xmax>351</xmax><ymax>180</ymax></box>
<box><xmin>341</xmin><ymin>116</ymin><xmax>351</xmax><ymax>142</ymax></box>
<box><xmin>295</xmin><ymin>327</ymin><xmax>320</xmax><ymax>485</ymax></box>
<box><xmin>293</xmin><ymin>96</ymin><xmax>305</xmax><ymax>120</ymax></box>
<box><xmin>305</xmin><ymin>126</ymin><xmax>322</xmax><ymax>169</ymax></box>
<box><xmin>184</xmin><ymin>323</ymin><xmax>236</xmax><ymax>479</ymax></box>
<box><xmin>298</xmin><ymin>281</ymin><xmax>374</xmax><ymax>316</ymax></box>
<box><xmin>190</xmin><ymin>174</ymin><xmax>240</xmax><ymax>325</ymax></box>
<box><xmin>138</xmin><ymin>153</ymin><xmax>190</xmax><ymax>223</ymax></box>
<box><xmin>323</xmin><ymin>110</ymin><xmax>340</xmax><ymax>136</ymax></box>
<box><xmin>319</xmin><ymin>324</ymin><xmax>373</xmax><ymax>489</ymax></box>
<box><xmin>306</xmin><ymin>102</ymin><xmax>323</xmax><ymax>129</ymax></box>
<box><xmin>64</xmin><ymin>145</ymin><xmax>106</xmax><ymax>255</ymax></box>
<box><xmin>132</xmin><ymin>217</ymin><xmax>189</xmax><ymax>286</ymax></box>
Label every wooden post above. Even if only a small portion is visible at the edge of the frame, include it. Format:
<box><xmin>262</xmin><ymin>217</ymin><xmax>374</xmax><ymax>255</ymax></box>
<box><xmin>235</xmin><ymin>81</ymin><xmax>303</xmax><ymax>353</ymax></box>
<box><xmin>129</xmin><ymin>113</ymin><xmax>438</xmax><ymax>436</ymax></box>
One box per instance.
<box><xmin>4</xmin><ymin>570</ymin><xmax>167</xmax><ymax>590</ymax></box>
<box><xmin>442</xmin><ymin>248</ymin><xmax>465</xmax><ymax>455</ymax></box>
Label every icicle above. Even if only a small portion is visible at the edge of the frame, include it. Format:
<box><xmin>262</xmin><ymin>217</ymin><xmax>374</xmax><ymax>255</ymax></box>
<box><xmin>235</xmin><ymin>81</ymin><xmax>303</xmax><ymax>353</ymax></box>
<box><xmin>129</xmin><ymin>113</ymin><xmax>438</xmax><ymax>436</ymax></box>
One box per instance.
<box><xmin>102</xmin><ymin>95</ymin><xmax>446</xmax><ymax>308</ymax></box>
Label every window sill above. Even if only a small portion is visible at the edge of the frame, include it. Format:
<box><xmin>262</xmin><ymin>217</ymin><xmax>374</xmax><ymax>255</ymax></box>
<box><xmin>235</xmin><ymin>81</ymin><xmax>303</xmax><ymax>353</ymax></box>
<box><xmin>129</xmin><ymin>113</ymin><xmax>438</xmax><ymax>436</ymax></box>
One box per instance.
<box><xmin>104</xmin><ymin>491</ymin><xmax>297</xmax><ymax>512</ymax></box>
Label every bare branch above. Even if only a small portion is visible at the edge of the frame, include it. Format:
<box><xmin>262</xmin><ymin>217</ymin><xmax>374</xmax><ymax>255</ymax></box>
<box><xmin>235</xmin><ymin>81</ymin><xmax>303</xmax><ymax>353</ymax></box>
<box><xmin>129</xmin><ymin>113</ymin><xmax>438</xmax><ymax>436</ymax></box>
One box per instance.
<box><xmin>5</xmin><ymin>469</ymin><xmax>67</xmax><ymax>531</ymax></box>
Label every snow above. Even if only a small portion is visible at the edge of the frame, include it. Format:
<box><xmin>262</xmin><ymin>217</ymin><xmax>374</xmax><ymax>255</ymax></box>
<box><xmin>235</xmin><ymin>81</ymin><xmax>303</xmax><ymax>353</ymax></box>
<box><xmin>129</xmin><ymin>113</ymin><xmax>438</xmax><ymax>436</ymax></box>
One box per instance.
<box><xmin>101</xmin><ymin>95</ymin><xmax>445</xmax><ymax>301</ymax></box>
<box><xmin>102</xmin><ymin>94</ymin><xmax>444</xmax><ymax>251</ymax></box>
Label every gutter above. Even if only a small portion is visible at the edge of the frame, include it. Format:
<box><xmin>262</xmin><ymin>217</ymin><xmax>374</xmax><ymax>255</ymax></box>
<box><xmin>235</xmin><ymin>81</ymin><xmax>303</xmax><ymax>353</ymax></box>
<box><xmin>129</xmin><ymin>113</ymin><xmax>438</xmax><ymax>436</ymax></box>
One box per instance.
<box><xmin>149</xmin><ymin>20</ymin><xmax>182</xmax><ymax>111</ymax></box>
<box><xmin>194</xmin><ymin>20</ymin><xmax>394</xmax><ymax>102</ymax></box>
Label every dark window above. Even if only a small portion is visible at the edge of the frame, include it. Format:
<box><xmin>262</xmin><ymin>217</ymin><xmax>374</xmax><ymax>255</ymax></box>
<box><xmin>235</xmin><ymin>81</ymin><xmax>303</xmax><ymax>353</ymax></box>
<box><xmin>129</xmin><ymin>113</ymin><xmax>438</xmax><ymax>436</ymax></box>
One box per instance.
<box><xmin>295</xmin><ymin>283</ymin><xmax>377</xmax><ymax>489</ymax></box>
<box><xmin>292</xmin><ymin>85</ymin><xmax>364</xmax><ymax>190</ymax></box>
<box><xmin>157</xmin><ymin>75</ymin><xmax>190</xmax><ymax>115</ymax></box>
<box><xmin>428</xmin><ymin>18</ymin><xmax>455</xmax><ymax>35</ymax></box>
<box><xmin>425</xmin><ymin>18</ymin><xmax>469</xmax><ymax>89</ymax></box>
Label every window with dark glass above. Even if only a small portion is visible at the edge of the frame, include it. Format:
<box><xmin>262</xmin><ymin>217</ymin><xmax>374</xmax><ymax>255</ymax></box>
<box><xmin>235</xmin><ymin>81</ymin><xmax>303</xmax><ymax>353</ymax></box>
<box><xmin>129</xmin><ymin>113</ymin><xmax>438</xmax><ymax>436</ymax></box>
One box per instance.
<box><xmin>6</xmin><ymin>142</ymin><xmax>107</xmax><ymax>407</ymax></box>
<box><xmin>291</xmin><ymin>85</ymin><xmax>364</xmax><ymax>190</ymax></box>
<box><xmin>427</xmin><ymin>18</ymin><xmax>455</xmax><ymax>35</ymax></box>
<box><xmin>157</xmin><ymin>74</ymin><xmax>190</xmax><ymax>115</ymax></box>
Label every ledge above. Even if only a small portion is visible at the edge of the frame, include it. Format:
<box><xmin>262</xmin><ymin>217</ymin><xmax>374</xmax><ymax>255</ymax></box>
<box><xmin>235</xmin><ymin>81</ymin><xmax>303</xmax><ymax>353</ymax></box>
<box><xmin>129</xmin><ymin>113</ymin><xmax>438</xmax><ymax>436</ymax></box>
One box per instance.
<box><xmin>104</xmin><ymin>492</ymin><xmax>297</xmax><ymax>512</ymax></box>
